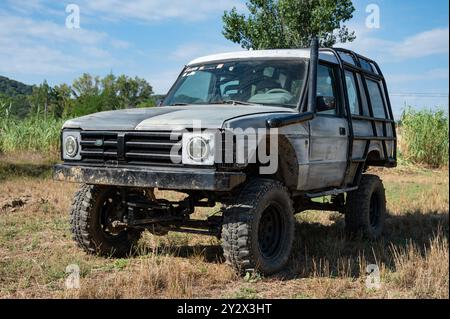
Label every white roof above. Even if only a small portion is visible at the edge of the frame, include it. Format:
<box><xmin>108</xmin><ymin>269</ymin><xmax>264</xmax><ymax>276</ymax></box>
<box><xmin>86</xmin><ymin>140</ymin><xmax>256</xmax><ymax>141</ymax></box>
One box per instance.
<box><xmin>187</xmin><ymin>49</ymin><xmax>339</xmax><ymax>65</ymax></box>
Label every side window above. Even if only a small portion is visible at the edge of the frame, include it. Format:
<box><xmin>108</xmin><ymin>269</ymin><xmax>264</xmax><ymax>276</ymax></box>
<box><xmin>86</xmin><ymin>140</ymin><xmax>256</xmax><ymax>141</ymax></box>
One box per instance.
<box><xmin>366</xmin><ymin>79</ymin><xmax>386</xmax><ymax>118</ymax></box>
<box><xmin>317</xmin><ymin>64</ymin><xmax>338</xmax><ymax>115</ymax></box>
<box><xmin>356</xmin><ymin>74</ymin><xmax>370</xmax><ymax>116</ymax></box>
<box><xmin>344</xmin><ymin>71</ymin><xmax>360</xmax><ymax>115</ymax></box>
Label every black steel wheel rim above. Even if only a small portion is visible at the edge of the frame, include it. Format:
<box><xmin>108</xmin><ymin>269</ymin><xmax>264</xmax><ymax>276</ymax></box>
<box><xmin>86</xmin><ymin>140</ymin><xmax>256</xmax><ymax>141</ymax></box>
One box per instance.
<box><xmin>258</xmin><ymin>204</ymin><xmax>283</xmax><ymax>259</ymax></box>
<box><xmin>99</xmin><ymin>191</ymin><xmax>124</xmax><ymax>238</ymax></box>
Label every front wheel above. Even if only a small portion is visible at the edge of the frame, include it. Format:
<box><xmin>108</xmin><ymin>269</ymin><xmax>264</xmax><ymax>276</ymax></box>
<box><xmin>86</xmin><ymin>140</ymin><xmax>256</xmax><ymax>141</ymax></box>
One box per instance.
<box><xmin>70</xmin><ymin>184</ymin><xmax>140</xmax><ymax>257</ymax></box>
<box><xmin>345</xmin><ymin>174</ymin><xmax>386</xmax><ymax>240</ymax></box>
<box><xmin>221</xmin><ymin>179</ymin><xmax>295</xmax><ymax>275</ymax></box>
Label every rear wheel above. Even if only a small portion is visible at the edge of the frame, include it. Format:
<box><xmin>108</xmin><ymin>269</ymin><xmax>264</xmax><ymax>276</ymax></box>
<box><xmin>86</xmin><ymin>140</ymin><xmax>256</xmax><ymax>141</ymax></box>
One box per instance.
<box><xmin>70</xmin><ymin>184</ymin><xmax>140</xmax><ymax>257</ymax></box>
<box><xmin>221</xmin><ymin>179</ymin><xmax>295</xmax><ymax>275</ymax></box>
<box><xmin>345</xmin><ymin>174</ymin><xmax>386</xmax><ymax>240</ymax></box>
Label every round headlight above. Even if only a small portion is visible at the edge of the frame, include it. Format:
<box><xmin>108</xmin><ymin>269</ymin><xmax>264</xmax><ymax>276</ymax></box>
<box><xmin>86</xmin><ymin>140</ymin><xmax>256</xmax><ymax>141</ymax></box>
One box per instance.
<box><xmin>187</xmin><ymin>136</ymin><xmax>209</xmax><ymax>162</ymax></box>
<box><xmin>64</xmin><ymin>135</ymin><xmax>78</xmax><ymax>158</ymax></box>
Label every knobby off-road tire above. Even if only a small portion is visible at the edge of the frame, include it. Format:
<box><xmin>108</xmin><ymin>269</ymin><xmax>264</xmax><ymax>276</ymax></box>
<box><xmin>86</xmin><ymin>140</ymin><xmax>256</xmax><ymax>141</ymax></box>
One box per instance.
<box><xmin>221</xmin><ymin>179</ymin><xmax>295</xmax><ymax>275</ymax></box>
<box><xmin>70</xmin><ymin>184</ymin><xmax>140</xmax><ymax>257</ymax></box>
<box><xmin>345</xmin><ymin>174</ymin><xmax>386</xmax><ymax>240</ymax></box>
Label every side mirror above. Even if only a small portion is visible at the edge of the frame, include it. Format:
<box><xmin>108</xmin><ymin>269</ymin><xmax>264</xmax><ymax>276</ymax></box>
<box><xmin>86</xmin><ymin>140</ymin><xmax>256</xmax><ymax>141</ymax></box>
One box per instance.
<box><xmin>316</xmin><ymin>96</ymin><xmax>336</xmax><ymax>113</ymax></box>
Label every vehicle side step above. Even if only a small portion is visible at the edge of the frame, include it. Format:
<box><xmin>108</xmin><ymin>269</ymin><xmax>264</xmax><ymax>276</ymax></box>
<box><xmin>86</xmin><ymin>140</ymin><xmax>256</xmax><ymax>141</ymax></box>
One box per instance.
<box><xmin>304</xmin><ymin>186</ymin><xmax>358</xmax><ymax>198</ymax></box>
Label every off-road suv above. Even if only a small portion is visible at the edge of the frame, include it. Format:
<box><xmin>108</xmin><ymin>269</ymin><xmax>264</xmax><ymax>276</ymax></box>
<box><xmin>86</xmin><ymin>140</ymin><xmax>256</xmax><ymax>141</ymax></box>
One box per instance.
<box><xmin>54</xmin><ymin>40</ymin><xmax>396</xmax><ymax>275</ymax></box>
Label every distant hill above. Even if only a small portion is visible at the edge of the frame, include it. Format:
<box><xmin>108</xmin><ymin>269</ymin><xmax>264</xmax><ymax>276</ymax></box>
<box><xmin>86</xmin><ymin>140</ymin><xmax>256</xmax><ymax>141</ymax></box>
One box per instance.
<box><xmin>0</xmin><ymin>76</ymin><xmax>33</xmax><ymax>97</ymax></box>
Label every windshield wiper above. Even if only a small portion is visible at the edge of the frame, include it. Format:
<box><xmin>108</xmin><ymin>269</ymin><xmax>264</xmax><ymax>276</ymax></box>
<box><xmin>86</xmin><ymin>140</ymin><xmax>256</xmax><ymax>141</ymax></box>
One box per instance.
<box><xmin>170</xmin><ymin>100</ymin><xmax>256</xmax><ymax>106</ymax></box>
<box><xmin>258</xmin><ymin>102</ymin><xmax>297</xmax><ymax>108</ymax></box>
<box><xmin>210</xmin><ymin>100</ymin><xmax>255</xmax><ymax>106</ymax></box>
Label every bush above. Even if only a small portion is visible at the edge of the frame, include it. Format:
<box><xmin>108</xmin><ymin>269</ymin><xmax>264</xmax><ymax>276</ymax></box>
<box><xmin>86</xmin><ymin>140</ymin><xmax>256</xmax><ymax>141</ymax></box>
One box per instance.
<box><xmin>0</xmin><ymin>116</ymin><xmax>64</xmax><ymax>155</ymax></box>
<box><xmin>400</xmin><ymin>107</ymin><xmax>449</xmax><ymax>168</ymax></box>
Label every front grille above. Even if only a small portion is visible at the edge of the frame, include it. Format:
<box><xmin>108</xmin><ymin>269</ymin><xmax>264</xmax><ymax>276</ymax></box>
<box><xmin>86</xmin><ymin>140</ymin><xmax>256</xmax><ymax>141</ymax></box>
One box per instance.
<box><xmin>125</xmin><ymin>132</ymin><xmax>182</xmax><ymax>165</ymax></box>
<box><xmin>80</xmin><ymin>131</ymin><xmax>182</xmax><ymax>166</ymax></box>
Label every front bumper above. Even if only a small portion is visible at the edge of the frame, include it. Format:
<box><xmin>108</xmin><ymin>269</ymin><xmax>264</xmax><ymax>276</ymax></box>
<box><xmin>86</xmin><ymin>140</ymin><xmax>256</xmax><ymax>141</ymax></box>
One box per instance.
<box><xmin>53</xmin><ymin>164</ymin><xmax>246</xmax><ymax>191</ymax></box>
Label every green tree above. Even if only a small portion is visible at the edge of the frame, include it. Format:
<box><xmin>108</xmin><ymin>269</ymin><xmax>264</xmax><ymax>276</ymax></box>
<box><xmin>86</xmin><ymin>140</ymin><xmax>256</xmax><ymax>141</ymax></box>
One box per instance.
<box><xmin>116</xmin><ymin>75</ymin><xmax>154</xmax><ymax>108</ymax></box>
<box><xmin>70</xmin><ymin>74</ymin><xmax>101</xmax><ymax>116</ymax></box>
<box><xmin>72</xmin><ymin>73</ymin><xmax>100</xmax><ymax>98</ymax></box>
<box><xmin>67</xmin><ymin>73</ymin><xmax>154</xmax><ymax>116</ymax></box>
<box><xmin>223</xmin><ymin>0</ymin><xmax>356</xmax><ymax>49</ymax></box>
<box><xmin>100</xmin><ymin>73</ymin><xmax>121</xmax><ymax>110</ymax></box>
<box><xmin>52</xmin><ymin>84</ymin><xmax>72</xmax><ymax>118</ymax></box>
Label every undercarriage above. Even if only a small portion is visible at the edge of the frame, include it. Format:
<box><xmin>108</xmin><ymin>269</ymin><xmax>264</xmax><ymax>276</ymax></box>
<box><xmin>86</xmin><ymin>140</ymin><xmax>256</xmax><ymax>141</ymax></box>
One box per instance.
<box><xmin>100</xmin><ymin>186</ymin><xmax>348</xmax><ymax>239</ymax></box>
<box><xmin>102</xmin><ymin>188</ymin><xmax>226</xmax><ymax>238</ymax></box>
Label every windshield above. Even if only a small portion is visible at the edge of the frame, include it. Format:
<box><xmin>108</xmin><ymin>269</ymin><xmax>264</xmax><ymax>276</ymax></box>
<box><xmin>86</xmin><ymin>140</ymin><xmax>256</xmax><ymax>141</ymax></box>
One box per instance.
<box><xmin>163</xmin><ymin>59</ymin><xmax>308</xmax><ymax>108</ymax></box>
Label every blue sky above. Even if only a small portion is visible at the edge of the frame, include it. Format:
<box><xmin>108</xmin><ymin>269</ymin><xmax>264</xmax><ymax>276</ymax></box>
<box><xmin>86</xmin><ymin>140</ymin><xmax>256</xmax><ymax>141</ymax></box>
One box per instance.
<box><xmin>0</xmin><ymin>0</ymin><xmax>448</xmax><ymax>118</ymax></box>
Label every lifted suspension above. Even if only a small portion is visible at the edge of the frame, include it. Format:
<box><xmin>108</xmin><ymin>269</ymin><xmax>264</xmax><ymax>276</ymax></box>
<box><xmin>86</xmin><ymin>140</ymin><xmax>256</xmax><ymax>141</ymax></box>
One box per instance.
<box><xmin>111</xmin><ymin>188</ymin><xmax>222</xmax><ymax>237</ymax></box>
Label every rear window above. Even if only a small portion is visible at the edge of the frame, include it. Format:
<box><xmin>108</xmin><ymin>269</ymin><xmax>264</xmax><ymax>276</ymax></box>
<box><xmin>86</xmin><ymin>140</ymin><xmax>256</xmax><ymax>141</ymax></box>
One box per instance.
<box><xmin>345</xmin><ymin>71</ymin><xmax>360</xmax><ymax>115</ymax></box>
<box><xmin>366</xmin><ymin>79</ymin><xmax>386</xmax><ymax>118</ymax></box>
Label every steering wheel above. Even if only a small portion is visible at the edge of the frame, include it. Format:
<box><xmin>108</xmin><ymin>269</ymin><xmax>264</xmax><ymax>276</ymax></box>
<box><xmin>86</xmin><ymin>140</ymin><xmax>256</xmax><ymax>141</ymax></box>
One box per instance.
<box><xmin>265</xmin><ymin>88</ymin><xmax>291</xmax><ymax>95</ymax></box>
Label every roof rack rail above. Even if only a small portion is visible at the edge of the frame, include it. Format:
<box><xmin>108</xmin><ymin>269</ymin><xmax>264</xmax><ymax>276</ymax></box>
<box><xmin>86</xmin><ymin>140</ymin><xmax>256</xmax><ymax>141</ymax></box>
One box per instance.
<box><xmin>319</xmin><ymin>47</ymin><xmax>385</xmax><ymax>80</ymax></box>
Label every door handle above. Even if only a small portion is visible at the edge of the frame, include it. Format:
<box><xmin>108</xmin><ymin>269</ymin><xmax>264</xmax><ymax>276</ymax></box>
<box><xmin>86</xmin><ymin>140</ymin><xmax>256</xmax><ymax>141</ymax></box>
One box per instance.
<box><xmin>339</xmin><ymin>127</ymin><xmax>346</xmax><ymax>136</ymax></box>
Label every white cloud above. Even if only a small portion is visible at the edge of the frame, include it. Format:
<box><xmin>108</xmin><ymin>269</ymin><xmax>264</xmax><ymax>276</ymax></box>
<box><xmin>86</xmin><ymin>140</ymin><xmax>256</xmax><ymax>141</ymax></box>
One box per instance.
<box><xmin>0</xmin><ymin>42</ymin><xmax>113</xmax><ymax>75</ymax></box>
<box><xmin>0</xmin><ymin>12</ymin><xmax>128</xmax><ymax>77</ymax></box>
<box><xmin>110</xmin><ymin>39</ymin><xmax>131</xmax><ymax>49</ymax></box>
<box><xmin>6</xmin><ymin>0</ymin><xmax>42</xmax><ymax>13</ymax></box>
<box><xmin>4</xmin><ymin>0</ymin><xmax>245</xmax><ymax>22</ymax></box>
<box><xmin>0</xmin><ymin>0</ymin><xmax>242</xmax><ymax>83</ymax></box>
<box><xmin>341</xmin><ymin>26</ymin><xmax>449</xmax><ymax>61</ymax></box>
<box><xmin>391</xmin><ymin>28</ymin><xmax>449</xmax><ymax>58</ymax></box>
<box><xmin>387</xmin><ymin>68</ymin><xmax>449</xmax><ymax>84</ymax></box>
<box><xmin>0</xmin><ymin>13</ymin><xmax>107</xmax><ymax>46</ymax></box>
<box><xmin>5</xmin><ymin>0</ymin><xmax>62</xmax><ymax>16</ymax></box>
<box><xmin>80</xmin><ymin>0</ymin><xmax>245</xmax><ymax>23</ymax></box>
<box><xmin>146</xmin><ymin>69</ymin><xmax>181</xmax><ymax>94</ymax></box>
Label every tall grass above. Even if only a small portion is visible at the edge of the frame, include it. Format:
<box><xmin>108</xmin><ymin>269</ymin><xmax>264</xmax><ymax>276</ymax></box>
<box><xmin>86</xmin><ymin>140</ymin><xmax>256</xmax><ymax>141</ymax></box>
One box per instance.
<box><xmin>0</xmin><ymin>116</ymin><xmax>64</xmax><ymax>155</ymax></box>
<box><xmin>400</xmin><ymin>108</ymin><xmax>449</xmax><ymax>168</ymax></box>
<box><xmin>1</xmin><ymin>107</ymin><xmax>449</xmax><ymax>169</ymax></box>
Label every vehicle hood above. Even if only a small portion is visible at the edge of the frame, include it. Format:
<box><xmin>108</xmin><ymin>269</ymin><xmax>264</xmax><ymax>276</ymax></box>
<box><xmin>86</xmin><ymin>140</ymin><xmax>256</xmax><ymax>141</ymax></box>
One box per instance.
<box><xmin>62</xmin><ymin>105</ymin><xmax>295</xmax><ymax>131</ymax></box>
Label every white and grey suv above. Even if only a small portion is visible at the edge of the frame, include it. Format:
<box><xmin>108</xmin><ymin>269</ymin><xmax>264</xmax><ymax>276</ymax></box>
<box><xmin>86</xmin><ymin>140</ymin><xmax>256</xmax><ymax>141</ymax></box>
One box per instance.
<box><xmin>54</xmin><ymin>40</ymin><xmax>397</xmax><ymax>275</ymax></box>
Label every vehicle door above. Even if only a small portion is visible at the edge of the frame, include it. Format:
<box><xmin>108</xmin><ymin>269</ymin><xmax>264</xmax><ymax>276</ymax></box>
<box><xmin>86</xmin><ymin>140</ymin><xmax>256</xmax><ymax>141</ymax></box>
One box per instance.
<box><xmin>305</xmin><ymin>62</ymin><xmax>349</xmax><ymax>190</ymax></box>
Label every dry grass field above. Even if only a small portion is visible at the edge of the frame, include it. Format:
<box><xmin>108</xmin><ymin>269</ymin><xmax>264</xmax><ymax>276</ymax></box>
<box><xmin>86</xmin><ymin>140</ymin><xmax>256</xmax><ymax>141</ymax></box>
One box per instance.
<box><xmin>0</xmin><ymin>154</ymin><xmax>448</xmax><ymax>299</ymax></box>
